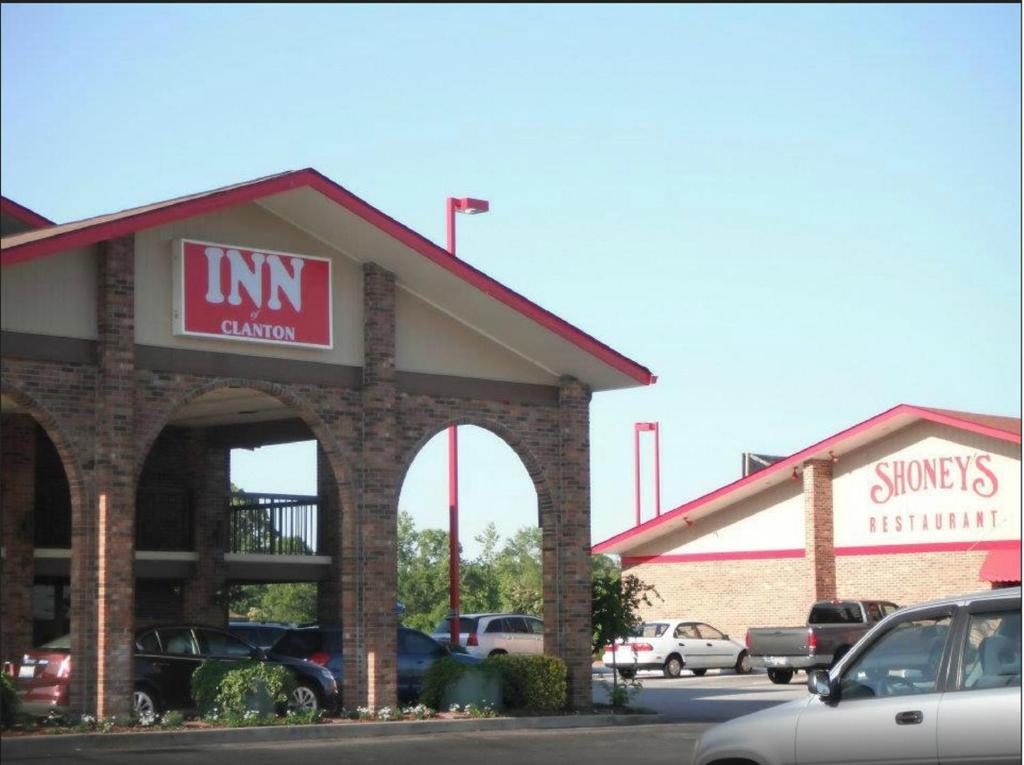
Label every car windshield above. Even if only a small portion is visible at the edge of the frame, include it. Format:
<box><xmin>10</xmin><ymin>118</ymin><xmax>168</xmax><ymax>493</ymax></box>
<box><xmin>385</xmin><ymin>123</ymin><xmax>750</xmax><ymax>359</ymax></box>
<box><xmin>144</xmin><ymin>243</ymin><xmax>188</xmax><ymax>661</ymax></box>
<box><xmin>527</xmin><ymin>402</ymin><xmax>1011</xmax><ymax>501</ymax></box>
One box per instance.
<box><xmin>633</xmin><ymin>623</ymin><xmax>669</xmax><ymax>638</ymax></box>
<box><xmin>38</xmin><ymin>634</ymin><xmax>71</xmax><ymax>651</ymax></box>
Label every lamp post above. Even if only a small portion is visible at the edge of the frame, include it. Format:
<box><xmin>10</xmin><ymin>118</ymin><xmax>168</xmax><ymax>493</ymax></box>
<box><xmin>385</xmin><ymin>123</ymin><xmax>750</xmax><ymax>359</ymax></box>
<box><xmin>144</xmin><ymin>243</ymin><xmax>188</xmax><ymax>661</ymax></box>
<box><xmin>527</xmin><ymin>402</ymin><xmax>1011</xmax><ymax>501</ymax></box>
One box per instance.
<box><xmin>634</xmin><ymin>422</ymin><xmax>661</xmax><ymax>526</ymax></box>
<box><xmin>445</xmin><ymin>196</ymin><xmax>490</xmax><ymax>648</ymax></box>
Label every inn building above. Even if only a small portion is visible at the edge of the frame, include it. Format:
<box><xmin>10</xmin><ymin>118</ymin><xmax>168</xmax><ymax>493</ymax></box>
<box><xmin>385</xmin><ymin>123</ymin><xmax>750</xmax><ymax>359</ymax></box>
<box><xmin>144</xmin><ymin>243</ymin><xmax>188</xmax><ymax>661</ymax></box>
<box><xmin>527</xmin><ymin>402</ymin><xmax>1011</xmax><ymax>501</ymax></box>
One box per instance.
<box><xmin>0</xmin><ymin>172</ymin><xmax>655</xmax><ymax>716</ymax></box>
<box><xmin>593</xmin><ymin>406</ymin><xmax>1021</xmax><ymax>640</ymax></box>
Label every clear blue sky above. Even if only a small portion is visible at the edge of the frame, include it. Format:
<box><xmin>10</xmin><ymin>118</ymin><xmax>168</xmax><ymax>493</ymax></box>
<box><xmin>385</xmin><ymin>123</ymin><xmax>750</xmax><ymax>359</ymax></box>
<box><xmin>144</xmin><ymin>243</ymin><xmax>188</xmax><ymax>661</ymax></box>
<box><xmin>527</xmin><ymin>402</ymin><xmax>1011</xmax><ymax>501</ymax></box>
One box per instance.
<box><xmin>3</xmin><ymin>5</ymin><xmax>1020</xmax><ymax>552</ymax></box>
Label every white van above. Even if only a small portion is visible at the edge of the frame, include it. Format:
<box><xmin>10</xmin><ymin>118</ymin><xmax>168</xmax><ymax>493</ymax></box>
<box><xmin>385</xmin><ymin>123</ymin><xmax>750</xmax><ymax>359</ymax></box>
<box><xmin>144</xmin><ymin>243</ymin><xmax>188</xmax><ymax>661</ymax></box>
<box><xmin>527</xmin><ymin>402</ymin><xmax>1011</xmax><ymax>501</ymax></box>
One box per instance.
<box><xmin>431</xmin><ymin>613</ymin><xmax>544</xmax><ymax>658</ymax></box>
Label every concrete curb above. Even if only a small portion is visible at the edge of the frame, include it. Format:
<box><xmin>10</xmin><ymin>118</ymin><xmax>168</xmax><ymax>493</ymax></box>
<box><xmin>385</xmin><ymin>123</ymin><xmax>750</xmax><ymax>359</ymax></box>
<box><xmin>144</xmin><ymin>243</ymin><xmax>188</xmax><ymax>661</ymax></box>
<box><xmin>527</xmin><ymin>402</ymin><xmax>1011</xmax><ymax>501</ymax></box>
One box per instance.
<box><xmin>1</xmin><ymin>713</ymin><xmax>701</xmax><ymax>756</ymax></box>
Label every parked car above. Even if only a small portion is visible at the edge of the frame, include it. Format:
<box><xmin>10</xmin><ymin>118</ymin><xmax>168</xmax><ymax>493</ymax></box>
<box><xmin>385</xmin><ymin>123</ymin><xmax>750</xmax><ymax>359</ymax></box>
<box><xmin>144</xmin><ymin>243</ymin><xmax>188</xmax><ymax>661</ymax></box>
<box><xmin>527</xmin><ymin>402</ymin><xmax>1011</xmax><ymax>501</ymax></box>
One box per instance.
<box><xmin>228</xmin><ymin>621</ymin><xmax>295</xmax><ymax>650</ymax></box>
<box><xmin>694</xmin><ymin>587</ymin><xmax>1021</xmax><ymax>765</ymax></box>
<box><xmin>430</xmin><ymin>613</ymin><xmax>544</xmax><ymax>658</ymax></box>
<box><xmin>268</xmin><ymin>624</ymin><xmax>481</xmax><ymax>703</ymax></box>
<box><xmin>746</xmin><ymin>599</ymin><xmax>900</xmax><ymax>684</ymax></box>
<box><xmin>12</xmin><ymin>625</ymin><xmax>338</xmax><ymax>719</ymax></box>
<box><xmin>602</xmin><ymin>620</ymin><xmax>751</xmax><ymax>678</ymax></box>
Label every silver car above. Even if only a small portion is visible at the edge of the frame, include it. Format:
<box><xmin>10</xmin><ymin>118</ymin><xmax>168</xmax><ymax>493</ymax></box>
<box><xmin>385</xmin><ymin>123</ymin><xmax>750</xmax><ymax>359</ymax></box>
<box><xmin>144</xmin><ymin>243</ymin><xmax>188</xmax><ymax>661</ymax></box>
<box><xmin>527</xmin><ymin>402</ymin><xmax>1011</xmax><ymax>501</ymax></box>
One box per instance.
<box><xmin>694</xmin><ymin>586</ymin><xmax>1021</xmax><ymax>765</ymax></box>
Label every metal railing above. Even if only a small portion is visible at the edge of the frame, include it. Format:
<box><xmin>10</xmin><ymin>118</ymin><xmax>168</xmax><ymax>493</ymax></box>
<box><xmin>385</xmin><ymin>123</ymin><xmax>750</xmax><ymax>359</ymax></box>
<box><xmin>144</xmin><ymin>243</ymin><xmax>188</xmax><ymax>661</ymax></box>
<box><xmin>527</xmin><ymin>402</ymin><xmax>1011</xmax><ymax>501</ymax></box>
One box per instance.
<box><xmin>228</xmin><ymin>492</ymin><xmax>319</xmax><ymax>555</ymax></box>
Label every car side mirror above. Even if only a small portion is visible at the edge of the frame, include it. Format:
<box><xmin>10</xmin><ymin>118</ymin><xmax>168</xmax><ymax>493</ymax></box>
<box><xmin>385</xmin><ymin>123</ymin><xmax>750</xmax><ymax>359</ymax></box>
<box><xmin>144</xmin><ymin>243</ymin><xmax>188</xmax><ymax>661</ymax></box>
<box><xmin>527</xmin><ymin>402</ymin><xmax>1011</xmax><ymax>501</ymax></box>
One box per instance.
<box><xmin>722</xmin><ymin>634</ymin><xmax>730</xmax><ymax>641</ymax></box>
<box><xmin>808</xmin><ymin>669</ymin><xmax>838</xmax><ymax>704</ymax></box>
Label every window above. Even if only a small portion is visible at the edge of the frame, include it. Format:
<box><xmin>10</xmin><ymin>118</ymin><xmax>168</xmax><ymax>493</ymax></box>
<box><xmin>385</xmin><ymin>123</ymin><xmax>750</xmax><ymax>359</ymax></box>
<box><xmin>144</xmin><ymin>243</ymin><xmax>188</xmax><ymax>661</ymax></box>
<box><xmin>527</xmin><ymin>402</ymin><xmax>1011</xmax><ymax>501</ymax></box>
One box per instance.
<box><xmin>960</xmin><ymin>610</ymin><xmax>1021</xmax><ymax>690</ymax></box>
<box><xmin>637</xmin><ymin>623</ymin><xmax>669</xmax><ymax>638</ymax></box>
<box><xmin>197</xmin><ymin>629</ymin><xmax>255</xmax><ymax>658</ymax></box>
<box><xmin>485</xmin><ymin>618</ymin><xmax>507</xmax><ymax>634</ymax></box>
<box><xmin>881</xmin><ymin>603</ymin><xmax>901</xmax><ymax>617</ymax></box>
<box><xmin>159</xmin><ymin>628</ymin><xmax>198</xmax><ymax>656</ymax></box>
<box><xmin>698</xmin><ymin>624</ymin><xmax>725</xmax><ymax>640</ymax></box>
<box><xmin>810</xmin><ymin>602</ymin><xmax>864</xmax><ymax>624</ymax></box>
<box><xmin>840</xmin><ymin>614</ymin><xmax>951</xmax><ymax>700</ymax></box>
<box><xmin>400</xmin><ymin>630</ymin><xmax>442</xmax><ymax>656</ymax></box>
<box><xmin>527</xmin><ymin>618</ymin><xmax>544</xmax><ymax>635</ymax></box>
<box><xmin>674</xmin><ymin>624</ymin><xmax>700</xmax><ymax>639</ymax></box>
<box><xmin>136</xmin><ymin>630</ymin><xmax>161</xmax><ymax>654</ymax></box>
<box><xmin>506</xmin><ymin>617</ymin><xmax>529</xmax><ymax>634</ymax></box>
<box><xmin>273</xmin><ymin>630</ymin><xmax>322</xmax><ymax>658</ymax></box>
<box><xmin>866</xmin><ymin>603</ymin><xmax>883</xmax><ymax>622</ymax></box>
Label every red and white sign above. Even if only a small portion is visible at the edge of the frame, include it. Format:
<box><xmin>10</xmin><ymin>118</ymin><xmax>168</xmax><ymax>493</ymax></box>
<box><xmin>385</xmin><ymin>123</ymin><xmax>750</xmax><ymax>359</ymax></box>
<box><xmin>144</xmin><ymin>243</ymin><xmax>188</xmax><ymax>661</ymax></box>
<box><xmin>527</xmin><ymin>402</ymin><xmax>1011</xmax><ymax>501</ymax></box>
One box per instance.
<box><xmin>174</xmin><ymin>240</ymin><xmax>332</xmax><ymax>349</ymax></box>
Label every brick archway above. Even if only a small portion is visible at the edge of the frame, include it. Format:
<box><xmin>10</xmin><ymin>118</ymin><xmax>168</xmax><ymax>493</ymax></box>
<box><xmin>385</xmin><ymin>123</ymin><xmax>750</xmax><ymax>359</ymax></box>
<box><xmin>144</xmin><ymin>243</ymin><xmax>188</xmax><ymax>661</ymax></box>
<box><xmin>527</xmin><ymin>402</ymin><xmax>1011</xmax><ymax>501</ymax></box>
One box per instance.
<box><xmin>0</xmin><ymin>379</ymin><xmax>94</xmax><ymax>712</ymax></box>
<box><xmin>132</xmin><ymin>377</ymin><xmax>359</xmax><ymax>627</ymax></box>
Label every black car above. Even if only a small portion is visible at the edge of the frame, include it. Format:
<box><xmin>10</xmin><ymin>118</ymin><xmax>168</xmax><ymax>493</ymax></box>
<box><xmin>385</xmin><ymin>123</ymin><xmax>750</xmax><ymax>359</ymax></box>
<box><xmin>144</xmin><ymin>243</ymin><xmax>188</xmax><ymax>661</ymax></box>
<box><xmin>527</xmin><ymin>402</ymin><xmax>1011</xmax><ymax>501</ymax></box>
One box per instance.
<box><xmin>269</xmin><ymin>625</ymin><xmax>482</xmax><ymax>704</ymax></box>
<box><xmin>228</xmin><ymin>621</ymin><xmax>295</xmax><ymax>651</ymax></box>
<box><xmin>134</xmin><ymin>625</ymin><xmax>338</xmax><ymax>716</ymax></box>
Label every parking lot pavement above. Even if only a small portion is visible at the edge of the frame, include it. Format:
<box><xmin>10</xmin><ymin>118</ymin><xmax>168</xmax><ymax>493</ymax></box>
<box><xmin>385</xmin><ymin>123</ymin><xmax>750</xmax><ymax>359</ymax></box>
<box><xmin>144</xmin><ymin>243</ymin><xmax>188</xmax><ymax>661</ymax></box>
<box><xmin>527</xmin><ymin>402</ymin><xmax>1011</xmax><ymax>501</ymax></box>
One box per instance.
<box><xmin>593</xmin><ymin>666</ymin><xmax>807</xmax><ymax>722</ymax></box>
<box><xmin>0</xmin><ymin>725</ymin><xmax>710</xmax><ymax>765</ymax></box>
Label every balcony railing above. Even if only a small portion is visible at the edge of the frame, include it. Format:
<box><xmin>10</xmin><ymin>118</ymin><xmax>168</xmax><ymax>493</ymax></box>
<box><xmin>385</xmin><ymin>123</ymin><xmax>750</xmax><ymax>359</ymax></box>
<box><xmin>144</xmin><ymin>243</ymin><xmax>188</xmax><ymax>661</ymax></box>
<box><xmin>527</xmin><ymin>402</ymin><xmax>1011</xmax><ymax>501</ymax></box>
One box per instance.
<box><xmin>228</xmin><ymin>493</ymin><xmax>319</xmax><ymax>555</ymax></box>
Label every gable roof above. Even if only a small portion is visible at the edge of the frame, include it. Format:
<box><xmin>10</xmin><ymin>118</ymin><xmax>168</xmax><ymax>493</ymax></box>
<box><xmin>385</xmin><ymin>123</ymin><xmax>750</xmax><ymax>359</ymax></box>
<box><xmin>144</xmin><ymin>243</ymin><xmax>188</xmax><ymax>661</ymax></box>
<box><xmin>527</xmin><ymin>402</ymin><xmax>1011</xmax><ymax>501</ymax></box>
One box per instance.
<box><xmin>593</xmin><ymin>404</ymin><xmax>1021</xmax><ymax>554</ymax></box>
<box><xmin>1</xmin><ymin>196</ymin><xmax>54</xmax><ymax>232</ymax></box>
<box><xmin>0</xmin><ymin>169</ymin><xmax>654</xmax><ymax>390</ymax></box>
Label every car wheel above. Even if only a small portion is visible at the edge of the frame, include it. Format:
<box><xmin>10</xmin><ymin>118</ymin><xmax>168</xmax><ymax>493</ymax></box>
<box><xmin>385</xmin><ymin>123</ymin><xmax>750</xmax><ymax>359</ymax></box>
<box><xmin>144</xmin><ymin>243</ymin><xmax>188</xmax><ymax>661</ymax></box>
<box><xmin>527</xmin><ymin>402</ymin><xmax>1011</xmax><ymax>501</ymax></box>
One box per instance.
<box><xmin>734</xmin><ymin>650</ymin><xmax>752</xmax><ymax>675</ymax></box>
<box><xmin>663</xmin><ymin>655</ymin><xmax>683</xmax><ymax>678</ymax></box>
<box><xmin>289</xmin><ymin>682</ymin><xmax>321</xmax><ymax>713</ymax></box>
<box><xmin>767</xmin><ymin>669</ymin><xmax>794</xmax><ymax>685</ymax></box>
<box><xmin>488</xmin><ymin>649</ymin><xmax>508</xmax><ymax>657</ymax></box>
<box><xmin>691</xmin><ymin>668</ymin><xmax>707</xmax><ymax>677</ymax></box>
<box><xmin>617</xmin><ymin>667</ymin><xmax>637</xmax><ymax>680</ymax></box>
<box><xmin>133</xmin><ymin>687</ymin><xmax>160</xmax><ymax>718</ymax></box>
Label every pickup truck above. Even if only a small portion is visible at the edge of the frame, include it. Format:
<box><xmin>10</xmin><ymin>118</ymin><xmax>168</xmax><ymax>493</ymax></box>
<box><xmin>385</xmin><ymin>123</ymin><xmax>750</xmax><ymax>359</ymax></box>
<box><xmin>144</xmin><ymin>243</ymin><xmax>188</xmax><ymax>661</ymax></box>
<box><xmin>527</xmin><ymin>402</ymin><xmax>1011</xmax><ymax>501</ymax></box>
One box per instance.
<box><xmin>746</xmin><ymin>599</ymin><xmax>900</xmax><ymax>684</ymax></box>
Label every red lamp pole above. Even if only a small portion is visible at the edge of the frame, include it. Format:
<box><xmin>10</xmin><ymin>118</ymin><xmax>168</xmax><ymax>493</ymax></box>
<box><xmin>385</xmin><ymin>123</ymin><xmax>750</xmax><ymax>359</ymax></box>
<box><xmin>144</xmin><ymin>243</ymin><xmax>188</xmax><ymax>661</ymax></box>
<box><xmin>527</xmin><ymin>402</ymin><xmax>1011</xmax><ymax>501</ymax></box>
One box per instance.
<box><xmin>445</xmin><ymin>197</ymin><xmax>489</xmax><ymax>648</ymax></box>
<box><xmin>634</xmin><ymin>422</ymin><xmax>662</xmax><ymax>525</ymax></box>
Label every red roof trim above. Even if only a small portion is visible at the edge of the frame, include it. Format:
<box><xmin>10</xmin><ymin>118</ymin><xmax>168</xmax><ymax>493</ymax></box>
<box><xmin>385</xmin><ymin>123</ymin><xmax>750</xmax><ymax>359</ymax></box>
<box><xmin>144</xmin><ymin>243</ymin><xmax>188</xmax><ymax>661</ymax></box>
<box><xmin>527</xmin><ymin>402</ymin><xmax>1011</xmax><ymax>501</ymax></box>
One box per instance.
<box><xmin>0</xmin><ymin>169</ymin><xmax>654</xmax><ymax>386</ymax></box>
<box><xmin>620</xmin><ymin>548</ymin><xmax>805</xmax><ymax>565</ymax></box>
<box><xmin>593</xmin><ymin>404</ymin><xmax>1021</xmax><ymax>553</ymax></box>
<box><xmin>1</xmin><ymin>196</ymin><xmax>54</xmax><ymax>228</ymax></box>
<box><xmin>836</xmin><ymin>540</ymin><xmax>1020</xmax><ymax>557</ymax></box>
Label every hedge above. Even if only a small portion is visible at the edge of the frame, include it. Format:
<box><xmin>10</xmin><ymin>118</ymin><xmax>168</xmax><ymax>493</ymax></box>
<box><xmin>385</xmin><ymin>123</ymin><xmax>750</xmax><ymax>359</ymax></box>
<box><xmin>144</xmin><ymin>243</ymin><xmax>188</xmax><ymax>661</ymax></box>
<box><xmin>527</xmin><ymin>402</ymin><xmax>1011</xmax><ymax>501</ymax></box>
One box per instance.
<box><xmin>420</xmin><ymin>654</ymin><xmax>567</xmax><ymax>712</ymax></box>
<box><xmin>1</xmin><ymin>671</ymin><xmax>19</xmax><ymax>727</ymax></box>
<box><xmin>486</xmin><ymin>654</ymin><xmax>566</xmax><ymax>712</ymax></box>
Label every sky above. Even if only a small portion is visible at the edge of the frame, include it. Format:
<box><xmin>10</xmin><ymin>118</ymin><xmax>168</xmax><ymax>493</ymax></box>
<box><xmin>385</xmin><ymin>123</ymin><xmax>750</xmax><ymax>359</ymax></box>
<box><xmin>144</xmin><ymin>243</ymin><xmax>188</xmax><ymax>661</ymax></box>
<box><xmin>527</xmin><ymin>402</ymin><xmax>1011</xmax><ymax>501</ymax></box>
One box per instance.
<box><xmin>2</xmin><ymin>5</ymin><xmax>1020</xmax><ymax>555</ymax></box>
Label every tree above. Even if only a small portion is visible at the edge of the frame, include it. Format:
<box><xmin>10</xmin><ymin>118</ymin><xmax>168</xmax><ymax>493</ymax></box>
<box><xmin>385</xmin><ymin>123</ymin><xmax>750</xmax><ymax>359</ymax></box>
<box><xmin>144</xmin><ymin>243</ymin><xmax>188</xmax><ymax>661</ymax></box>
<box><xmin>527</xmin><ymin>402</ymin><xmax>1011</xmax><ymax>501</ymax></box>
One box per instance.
<box><xmin>591</xmin><ymin>564</ymin><xmax>660</xmax><ymax>703</ymax></box>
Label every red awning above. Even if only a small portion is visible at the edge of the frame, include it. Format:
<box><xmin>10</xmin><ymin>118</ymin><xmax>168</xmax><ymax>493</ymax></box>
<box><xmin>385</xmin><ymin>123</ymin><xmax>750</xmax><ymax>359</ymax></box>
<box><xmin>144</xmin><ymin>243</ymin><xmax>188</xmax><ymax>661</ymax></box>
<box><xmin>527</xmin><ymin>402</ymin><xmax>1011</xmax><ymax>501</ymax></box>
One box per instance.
<box><xmin>979</xmin><ymin>546</ymin><xmax>1022</xmax><ymax>584</ymax></box>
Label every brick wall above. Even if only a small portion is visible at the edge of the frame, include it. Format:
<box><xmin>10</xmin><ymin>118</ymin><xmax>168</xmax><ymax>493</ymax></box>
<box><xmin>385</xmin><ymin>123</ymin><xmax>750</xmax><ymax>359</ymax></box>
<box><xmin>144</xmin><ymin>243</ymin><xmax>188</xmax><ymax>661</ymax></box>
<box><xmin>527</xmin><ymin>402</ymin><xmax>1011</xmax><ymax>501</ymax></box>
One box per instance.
<box><xmin>625</xmin><ymin>557</ymin><xmax>813</xmax><ymax>644</ymax></box>
<box><xmin>804</xmin><ymin>459</ymin><xmax>836</xmax><ymax>600</ymax></box>
<box><xmin>836</xmin><ymin>550</ymin><xmax>992</xmax><ymax>605</ymax></box>
<box><xmin>1</xmin><ymin>415</ymin><xmax>37</xmax><ymax>664</ymax></box>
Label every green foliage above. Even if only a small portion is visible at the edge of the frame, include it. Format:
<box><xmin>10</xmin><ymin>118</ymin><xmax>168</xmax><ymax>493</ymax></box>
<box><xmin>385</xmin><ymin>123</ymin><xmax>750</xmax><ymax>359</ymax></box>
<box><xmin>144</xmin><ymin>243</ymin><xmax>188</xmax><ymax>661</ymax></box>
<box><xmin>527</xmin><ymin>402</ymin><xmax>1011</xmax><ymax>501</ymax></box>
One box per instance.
<box><xmin>1</xmin><ymin>671</ymin><xmax>19</xmax><ymax>727</ymax></box>
<box><xmin>397</xmin><ymin>512</ymin><xmax>544</xmax><ymax>633</ymax></box>
<box><xmin>487</xmin><ymin>654</ymin><xmax>567</xmax><ymax>711</ymax></box>
<box><xmin>228</xmin><ymin>582</ymin><xmax>316</xmax><ymax>624</ymax></box>
<box><xmin>160</xmin><ymin>710</ymin><xmax>185</xmax><ymax>727</ymax></box>
<box><xmin>191</xmin><ymin>660</ymin><xmax>238</xmax><ymax>715</ymax></box>
<box><xmin>419</xmin><ymin>656</ymin><xmax>470</xmax><ymax>710</ymax></box>
<box><xmin>214</xmin><ymin>662</ymin><xmax>295</xmax><ymax>717</ymax></box>
<box><xmin>591</xmin><ymin>568</ymin><xmax>661</xmax><ymax>655</ymax></box>
<box><xmin>192</xmin><ymin>659</ymin><xmax>296</xmax><ymax>718</ymax></box>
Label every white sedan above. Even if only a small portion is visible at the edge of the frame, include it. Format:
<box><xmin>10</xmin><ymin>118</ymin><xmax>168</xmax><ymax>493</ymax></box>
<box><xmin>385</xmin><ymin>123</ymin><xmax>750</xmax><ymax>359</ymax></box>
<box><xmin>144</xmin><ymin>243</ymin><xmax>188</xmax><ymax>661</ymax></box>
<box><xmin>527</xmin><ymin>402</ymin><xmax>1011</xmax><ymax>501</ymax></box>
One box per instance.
<box><xmin>602</xmin><ymin>619</ymin><xmax>752</xmax><ymax>678</ymax></box>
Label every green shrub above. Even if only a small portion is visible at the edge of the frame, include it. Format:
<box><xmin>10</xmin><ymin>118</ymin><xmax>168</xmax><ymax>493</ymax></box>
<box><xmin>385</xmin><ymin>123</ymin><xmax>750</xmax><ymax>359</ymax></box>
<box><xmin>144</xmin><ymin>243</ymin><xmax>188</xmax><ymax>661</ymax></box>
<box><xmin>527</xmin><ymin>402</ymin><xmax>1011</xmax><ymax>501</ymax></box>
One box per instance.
<box><xmin>1</xmin><ymin>672</ymin><xmax>19</xmax><ymax>727</ymax></box>
<box><xmin>191</xmin><ymin>660</ymin><xmax>295</xmax><ymax>717</ymax></box>
<box><xmin>420</xmin><ymin>657</ymin><xmax>468</xmax><ymax>710</ymax></box>
<box><xmin>486</xmin><ymin>654</ymin><xmax>567</xmax><ymax>712</ymax></box>
<box><xmin>191</xmin><ymin>660</ymin><xmax>238</xmax><ymax>715</ymax></box>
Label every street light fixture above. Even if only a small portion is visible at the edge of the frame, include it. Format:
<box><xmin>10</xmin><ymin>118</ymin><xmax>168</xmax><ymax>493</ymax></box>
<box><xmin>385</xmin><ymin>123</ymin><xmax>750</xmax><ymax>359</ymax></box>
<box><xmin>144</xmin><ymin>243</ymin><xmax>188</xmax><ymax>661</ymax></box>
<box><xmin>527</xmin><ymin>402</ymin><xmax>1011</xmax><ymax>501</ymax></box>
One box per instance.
<box><xmin>445</xmin><ymin>196</ymin><xmax>490</xmax><ymax>649</ymax></box>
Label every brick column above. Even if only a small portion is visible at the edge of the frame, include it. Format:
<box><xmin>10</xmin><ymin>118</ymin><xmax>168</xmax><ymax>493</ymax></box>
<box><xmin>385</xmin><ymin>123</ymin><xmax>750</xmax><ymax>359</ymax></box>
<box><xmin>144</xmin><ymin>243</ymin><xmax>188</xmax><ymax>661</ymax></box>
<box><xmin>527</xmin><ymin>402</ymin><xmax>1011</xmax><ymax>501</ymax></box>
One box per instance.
<box><xmin>183</xmin><ymin>430</ymin><xmax>229</xmax><ymax>626</ymax></box>
<box><xmin>345</xmin><ymin>262</ymin><xmax>399</xmax><ymax>709</ymax></box>
<box><xmin>556</xmin><ymin>376</ymin><xmax>593</xmax><ymax>710</ymax></box>
<box><xmin>90</xmin><ymin>235</ymin><xmax>137</xmax><ymax>718</ymax></box>
<box><xmin>316</xmin><ymin>444</ymin><xmax>341</xmax><ymax>624</ymax></box>
<box><xmin>803</xmin><ymin>459</ymin><xmax>836</xmax><ymax>601</ymax></box>
<box><xmin>1</xmin><ymin>415</ymin><xmax>37</xmax><ymax>664</ymax></box>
